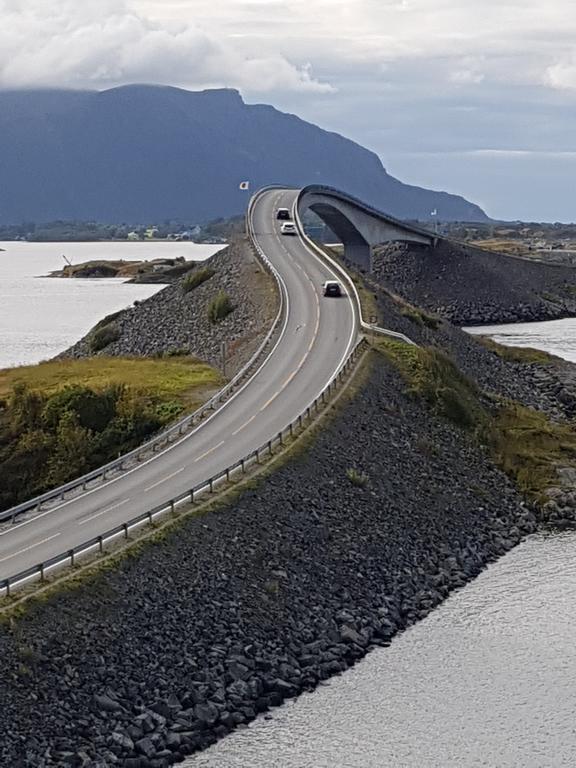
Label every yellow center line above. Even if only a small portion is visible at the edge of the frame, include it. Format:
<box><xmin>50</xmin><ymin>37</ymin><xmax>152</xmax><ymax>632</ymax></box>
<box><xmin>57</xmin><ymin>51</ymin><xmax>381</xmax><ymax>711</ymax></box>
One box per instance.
<box><xmin>232</xmin><ymin>413</ymin><xmax>257</xmax><ymax>436</ymax></box>
<box><xmin>144</xmin><ymin>467</ymin><xmax>185</xmax><ymax>492</ymax></box>
<box><xmin>194</xmin><ymin>441</ymin><xmax>225</xmax><ymax>463</ymax></box>
<box><xmin>0</xmin><ymin>532</ymin><xmax>61</xmax><ymax>564</ymax></box>
<box><xmin>77</xmin><ymin>498</ymin><xmax>131</xmax><ymax>526</ymax></box>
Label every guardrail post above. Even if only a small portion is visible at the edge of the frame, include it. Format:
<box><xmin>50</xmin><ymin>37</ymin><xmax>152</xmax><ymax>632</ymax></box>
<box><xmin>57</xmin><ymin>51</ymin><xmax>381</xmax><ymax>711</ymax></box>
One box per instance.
<box><xmin>226</xmin><ymin>468</ymin><xmax>230</xmax><ymax>482</ymax></box>
<box><xmin>123</xmin><ymin>523</ymin><xmax>129</xmax><ymax>539</ymax></box>
<box><xmin>278</xmin><ymin>431</ymin><xmax>284</xmax><ymax>446</ymax></box>
<box><xmin>5</xmin><ymin>579</ymin><xmax>10</xmax><ymax>598</ymax></box>
<box><xmin>69</xmin><ymin>549</ymin><xmax>75</xmax><ymax>567</ymax></box>
<box><xmin>147</xmin><ymin>511</ymin><xmax>153</xmax><ymax>525</ymax></box>
<box><xmin>98</xmin><ymin>536</ymin><xmax>104</xmax><ymax>553</ymax></box>
<box><xmin>209</xmin><ymin>478</ymin><xmax>214</xmax><ymax>493</ymax></box>
<box><xmin>298</xmin><ymin>415</ymin><xmax>303</xmax><ymax>430</ymax></box>
<box><xmin>170</xmin><ymin>500</ymin><xmax>175</xmax><ymax>514</ymax></box>
<box><xmin>39</xmin><ymin>563</ymin><xmax>45</xmax><ymax>582</ymax></box>
<box><xmin>190</xmin><ymin>489</ymin><xmax>195</xmax><ymax>504</ymax></box>
<box><xmin>241</xmin><ymin>459</ymin><xmax>246</xmax><ymax>474</ymax></box>
<box><xmin>306</xmin><ymin>407</ymin><xmax>311</xmax><ymax>421</ymax></box>
<box><xmin>289</xmin><ymin>423</ymin><xmax>294</xmax><ymax>438</ymax></box>
<box><xmin>268</xmin><ymin>439</ymin><xmax>273</xmax><ymax>456</ymax></box>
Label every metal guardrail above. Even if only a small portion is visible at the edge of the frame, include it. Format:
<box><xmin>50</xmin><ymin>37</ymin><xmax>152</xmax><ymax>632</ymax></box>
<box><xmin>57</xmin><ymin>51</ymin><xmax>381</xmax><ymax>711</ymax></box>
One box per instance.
<box><xmin>0</xmin><ymin>339</ymin><xmax>367</xmax><ymax>597</ymax></box>
<box><xmin>292</xmin><ymin>193</ymin><xmax>418</xmax><ymax>347</ymax></box>
<box><xmin>0</xmin><ymin>188</ymin><xmax>288</xmax><ymax>525</ymax></box>
<box><xmin>0</xmin><ymin>183</ymin><xmax>419</xmax><ymax>596</ymax></box>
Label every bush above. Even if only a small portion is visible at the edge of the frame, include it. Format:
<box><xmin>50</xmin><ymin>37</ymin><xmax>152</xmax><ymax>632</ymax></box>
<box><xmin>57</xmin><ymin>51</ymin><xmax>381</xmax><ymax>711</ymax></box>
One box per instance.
<box><xmin>400</xmin><ymin>305</ymin><xmax>440</xmax><ymax>330</ymax></box>
<box><xmin>182</xmin><ymin>267</ymin><xmax>215</xmax><ymax>293</ymax></box>
<box><xmin>346</xmin><ymin>468</ymin><xmax>368</xmax><ymax>487</ymax></box>
<box><xmin>208</xmin><ymin>291</ymin><xmax>234</xmax><ymax>323</ymax></box>
<box><xmin>90</xmin><ymin>323</ymin><xmax>120</xmax><ymax>352</ymax></box>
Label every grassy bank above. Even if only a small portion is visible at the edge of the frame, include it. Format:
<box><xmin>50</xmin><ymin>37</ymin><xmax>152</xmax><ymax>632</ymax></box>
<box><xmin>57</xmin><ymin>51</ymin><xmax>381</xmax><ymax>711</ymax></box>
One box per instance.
<box><xmin>375</xmin><ymin>338</ymin><xmax>576</xmax><ymax>502</ymax></box>
<box><xmin>0</xmin><ymin>357</ymin><xmax>221</xmax><ymax>511</ymax></box>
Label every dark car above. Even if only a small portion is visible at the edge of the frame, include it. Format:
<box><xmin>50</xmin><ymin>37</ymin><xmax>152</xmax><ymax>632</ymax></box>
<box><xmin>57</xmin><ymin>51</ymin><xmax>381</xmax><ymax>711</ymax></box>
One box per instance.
<box><xmin>276</xmin><ymin>208</ymin><xmax>291</xmax><ymax>220</ymax></box>
<box><xmin>323</xmin><ymin>280</ymin><xmax>342</xmax><ymax>297</ymax></box>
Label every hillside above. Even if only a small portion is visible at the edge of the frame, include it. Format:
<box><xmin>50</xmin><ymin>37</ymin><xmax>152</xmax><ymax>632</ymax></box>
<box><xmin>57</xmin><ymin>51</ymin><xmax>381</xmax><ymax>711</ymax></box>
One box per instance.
<box><xmin>0</xmin><ymin>85</ymin><xmax>487</xmax><ymax>224</ymax></box>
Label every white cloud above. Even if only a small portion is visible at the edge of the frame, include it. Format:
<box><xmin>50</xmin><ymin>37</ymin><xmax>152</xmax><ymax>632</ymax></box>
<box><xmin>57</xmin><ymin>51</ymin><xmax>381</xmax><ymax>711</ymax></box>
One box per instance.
<box><xmin>0</xmin><ymin>0</ymin><xmax>333</xmax><ymax>92</ymax></box>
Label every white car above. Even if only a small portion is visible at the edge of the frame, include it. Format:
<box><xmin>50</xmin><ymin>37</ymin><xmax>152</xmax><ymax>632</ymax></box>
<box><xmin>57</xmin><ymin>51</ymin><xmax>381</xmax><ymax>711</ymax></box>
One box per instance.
<box><xmin>280</xmin><ymin>222</ymin><xmax>297</xmax><ymax>235</ymax></box>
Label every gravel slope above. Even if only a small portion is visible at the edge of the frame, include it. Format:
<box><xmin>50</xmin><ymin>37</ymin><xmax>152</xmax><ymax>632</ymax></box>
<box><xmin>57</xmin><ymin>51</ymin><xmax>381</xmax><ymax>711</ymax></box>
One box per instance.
<box><xmin>64</xmin><ymin>238</ymin><xmax>278</xmax><ymax>377</ymax></box>
<box><xmin>372</xmin><ymin>239</ymin><xmax>576</xmax><ymax>326</ymax></box>
<box><xmin>0</xmin><ymin>353</ymin><xmax>535</xmax><ymax>767</ymax></box>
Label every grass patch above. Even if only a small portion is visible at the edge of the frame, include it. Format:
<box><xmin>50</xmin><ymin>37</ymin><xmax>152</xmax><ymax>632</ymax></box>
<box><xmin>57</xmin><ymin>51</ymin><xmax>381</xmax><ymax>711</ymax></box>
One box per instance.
<box><xmin>376</xmin><ymin>338</ymin><xmax>484</xmax><ymax>429</ymax></box>
<box><xmin>89</xmin><ymin>323</ymin><xmax>120</xmax><ymax>352</ymax></box>
<box><xmin>480</xmin><ymin>337</ymin><xmax>556</xmax><ymax>365</ymax></box>
<box><xmin>182</xmin><ymin>267</ymin><xmax>215</xmax><ymax>293</ymax></box>
<box><xmin>208</xmin><ymin>291</ymin><xmax>234</xmax><ymax>323</ymax></box>
<box><xmin>0</xmin><ymin>356</ymin><xmax>220</xmax><ymax>406</ymax></box>
<box><xmin>400</xmin><ymin>304</ymin><xmax>440</xmax><ymax>330</ymax></box>
<box><xmin>487</xmin><ymin>403</ymin><xmax>576</xmax><ymax>500</ymax></box>
<box><xmin>0</xmin><ymin>357</ymin><xmax>222</xmax><ymax>511</ymax></box>
<box><xmin>374</xmin><ymin>339</ymin><xmax>576</xmax><ymax>502</ymax></box>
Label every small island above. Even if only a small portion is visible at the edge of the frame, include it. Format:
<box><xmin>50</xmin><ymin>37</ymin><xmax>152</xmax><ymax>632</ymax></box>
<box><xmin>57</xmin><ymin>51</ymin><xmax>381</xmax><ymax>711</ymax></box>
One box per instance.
<box><xmin>48</xmin><ymin>256</ymin><xmax>198</xmax><ymax>283</ymax></box>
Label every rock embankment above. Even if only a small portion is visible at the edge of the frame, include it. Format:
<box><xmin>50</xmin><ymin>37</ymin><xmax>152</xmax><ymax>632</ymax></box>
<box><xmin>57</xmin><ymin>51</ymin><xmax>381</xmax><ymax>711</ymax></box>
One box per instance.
<box><xmin>63</xmin><ymin>238</ymin><xmax>277</xmax><ymax>377</ymax></box>
<box><xmin>359</xmin><ymin>268</ymin><xmax>576</xmax><ymax>423</ymax></box>
<box><xmin>371</xmin><ymin>239</ymin><xmax>576</xmax><ymax>326</ymax></box>
<box><xmin>0</xmin><ymin>352</ymin><xmax>536</xmax><ymax>767</ymax></box>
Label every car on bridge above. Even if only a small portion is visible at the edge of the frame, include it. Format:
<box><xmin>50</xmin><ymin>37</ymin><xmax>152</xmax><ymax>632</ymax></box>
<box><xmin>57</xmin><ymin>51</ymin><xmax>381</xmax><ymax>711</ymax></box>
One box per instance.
<box><xmin>276</xmin><ymin>208</ymin><xmax>291</xmax><ymax>220</ymax></box>
<box><xmin>323</xmin><ymin>280</ymin><xmax>342</xmax><ymax>297</ymax></box>
<box><xmin>280</xmin><ymin>222</ymin><xmax>297</xmax><ymax>235</ymax></box>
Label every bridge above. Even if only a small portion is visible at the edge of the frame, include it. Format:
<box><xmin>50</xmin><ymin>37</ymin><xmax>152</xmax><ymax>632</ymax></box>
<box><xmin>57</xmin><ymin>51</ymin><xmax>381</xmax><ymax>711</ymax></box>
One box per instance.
<box><xmin>297</xmin><ymin>185</ymin><xmax>436</xmax><ymax>271</ymax></box>
<box><xmin>0</xmin><ymin>186</ymin><xmax>421</xmax><ymax>595</ymax></box>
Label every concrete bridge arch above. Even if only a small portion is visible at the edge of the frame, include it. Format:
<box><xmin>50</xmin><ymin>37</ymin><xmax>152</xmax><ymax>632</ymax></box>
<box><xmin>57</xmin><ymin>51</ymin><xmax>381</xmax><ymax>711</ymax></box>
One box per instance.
<box><xmin>296</xmin><ymin>185</ymin><xmax>435</xmax><ymax>271</ymax></box>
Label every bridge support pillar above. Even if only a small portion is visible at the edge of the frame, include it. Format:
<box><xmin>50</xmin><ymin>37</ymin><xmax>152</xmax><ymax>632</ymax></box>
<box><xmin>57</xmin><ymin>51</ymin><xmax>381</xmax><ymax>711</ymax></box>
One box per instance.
<box><xmin>344</xmin><ymin>243</ymin><xmax>372</xmax><ymax>272</ymax></box>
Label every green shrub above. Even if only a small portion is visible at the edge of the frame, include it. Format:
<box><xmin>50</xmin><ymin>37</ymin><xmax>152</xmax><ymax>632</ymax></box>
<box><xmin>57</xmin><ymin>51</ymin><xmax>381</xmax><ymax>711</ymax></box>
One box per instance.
<box><xmin>90</xmin><ymin>323</ymin><xmax>120</xmax><ymax>352</ymax></box>
<box><xmin>93</xmin><ymin>309</ymin><xmax>124</xmax><ymax>332</ymax></box>
<box><xmin>377</xmin><ymin>340</ymin><xmax>483</xmax><ymax>430</ymax></box>
<box><xmin>182</xmin><ymin>267</ymin><xmax>215</xmax><ymax>293</ymax></box>
<box><xmin>401</xmin><ymin>305</ymin><xmax>440</xmax><ymax>330</ymax></box>
<box><xmin>346</xmin><ymin>467</ymin><xmax>368</xmax><ymax>487</ymax></box>
<box><xmin>208</xmin><ymin>291</ymin><xmax>234</xmax><ymax>323</ymax></box>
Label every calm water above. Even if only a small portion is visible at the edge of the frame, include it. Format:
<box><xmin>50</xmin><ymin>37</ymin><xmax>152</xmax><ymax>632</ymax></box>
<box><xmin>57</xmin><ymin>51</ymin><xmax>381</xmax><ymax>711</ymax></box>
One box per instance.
<box><xmin>0</xmin><ymin>241</ymin><xmax>222</xmax><ymax>368</ymax></box>
<box><xmin>187</xmin><ymin>320</ymin><xmax>576</xmax><ymax>768</ymax></box>
<box><xmin>465</xmin><ymin>317</ymin><xmax>576</xmax><ymax>363</ymax></box>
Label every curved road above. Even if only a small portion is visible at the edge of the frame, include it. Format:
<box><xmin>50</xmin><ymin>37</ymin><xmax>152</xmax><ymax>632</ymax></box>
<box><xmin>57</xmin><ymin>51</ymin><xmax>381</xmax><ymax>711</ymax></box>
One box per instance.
<box><xmin>0</xmin><ymin>188</ymin><xmax>358</xmax><ymax>585</ymax></box>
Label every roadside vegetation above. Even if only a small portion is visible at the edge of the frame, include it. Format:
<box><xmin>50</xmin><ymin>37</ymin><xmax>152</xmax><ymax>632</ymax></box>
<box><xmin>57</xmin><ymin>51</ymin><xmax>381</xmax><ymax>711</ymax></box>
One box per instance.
<box><xmin>0</xmin><ymin>357</ymin><xmax>221</xmax><ymax>511</ymax></box>
<box><xmin>208</xmin><ymin>291</ymin><xmax>234</xmax><ymax>323</ymax></box>
<box><xmin>182</xmin><ymin>266</ymin><xmax>215</xmax><ymax>293</ymax></box>
<box><xmin>376</xmin><ymin>338</ymin><xmax>576</xmax><ymax>501</ymax></box>
<box><xmin>478</xmin><ymin>337</ymin><xmax>556</xmax><ymax>366</ymax></box>
<box><xmin>89</xmin><ymin>322</ymin><xmax>121</xmax><ymax>352</ymax></box>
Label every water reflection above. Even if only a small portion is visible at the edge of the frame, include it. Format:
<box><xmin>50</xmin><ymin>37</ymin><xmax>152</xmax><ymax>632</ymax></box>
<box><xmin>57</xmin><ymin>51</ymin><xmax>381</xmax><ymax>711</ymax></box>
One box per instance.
<box><xmin>188</xmin><ymin>533</ymin><xmax>576</xmax><ymax>767</ymax></box>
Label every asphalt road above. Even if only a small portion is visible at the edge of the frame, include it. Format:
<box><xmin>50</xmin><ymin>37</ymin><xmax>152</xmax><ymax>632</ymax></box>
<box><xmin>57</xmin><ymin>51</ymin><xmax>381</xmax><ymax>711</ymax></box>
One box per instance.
<box><xmin>0</xmin><ymin>188</ymin><xmax>359</xmax><ymax>584</ymax></box>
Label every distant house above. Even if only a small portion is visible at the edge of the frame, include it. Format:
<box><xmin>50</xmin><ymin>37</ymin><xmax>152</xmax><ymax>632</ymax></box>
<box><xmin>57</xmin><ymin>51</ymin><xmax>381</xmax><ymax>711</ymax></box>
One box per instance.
<box><xmin>127</xmin><ymin>231</ymin><xmax>140</xmax><ymax>241</ymax></box>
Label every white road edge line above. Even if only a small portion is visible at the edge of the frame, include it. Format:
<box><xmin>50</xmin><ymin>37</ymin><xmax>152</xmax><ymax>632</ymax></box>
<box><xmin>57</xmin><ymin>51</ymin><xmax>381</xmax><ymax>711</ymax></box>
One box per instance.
<box><xmin>0</xmin><ymin>195</ymin><xmax>292</xmax><ymax>530</ymax></box>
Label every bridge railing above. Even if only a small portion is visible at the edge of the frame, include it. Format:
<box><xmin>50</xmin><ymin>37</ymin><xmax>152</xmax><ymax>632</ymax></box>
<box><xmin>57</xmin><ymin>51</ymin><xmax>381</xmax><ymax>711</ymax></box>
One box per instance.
<box><xmin>0</xmin><ymin>338</ymin><xmax>368</xmax><ymax>597</ymax></box>
<box><xmin>293</xmin><ymin>193</ymin><xmax>418</xmax><ymax>347</ymax></box>
<box><xmin>0</xmin><ymin>188</ymin><xmax>288</xmax><ymax>526</ymax></box>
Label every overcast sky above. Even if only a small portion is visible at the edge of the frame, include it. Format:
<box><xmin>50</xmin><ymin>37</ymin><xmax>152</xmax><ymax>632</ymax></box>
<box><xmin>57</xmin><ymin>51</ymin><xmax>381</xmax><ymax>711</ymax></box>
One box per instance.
<box><xmin>2</xmin><ymin>0</ymin><xmax>576</xmax><ymax>221</ymax></box>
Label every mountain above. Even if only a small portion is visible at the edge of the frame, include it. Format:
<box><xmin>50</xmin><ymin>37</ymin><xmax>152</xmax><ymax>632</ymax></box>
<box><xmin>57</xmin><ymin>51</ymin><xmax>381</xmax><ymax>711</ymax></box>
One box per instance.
<box><xmin>0</xmin><ymin>85</ymin><xmax>488</xmax><ymax>224</ymax></box>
